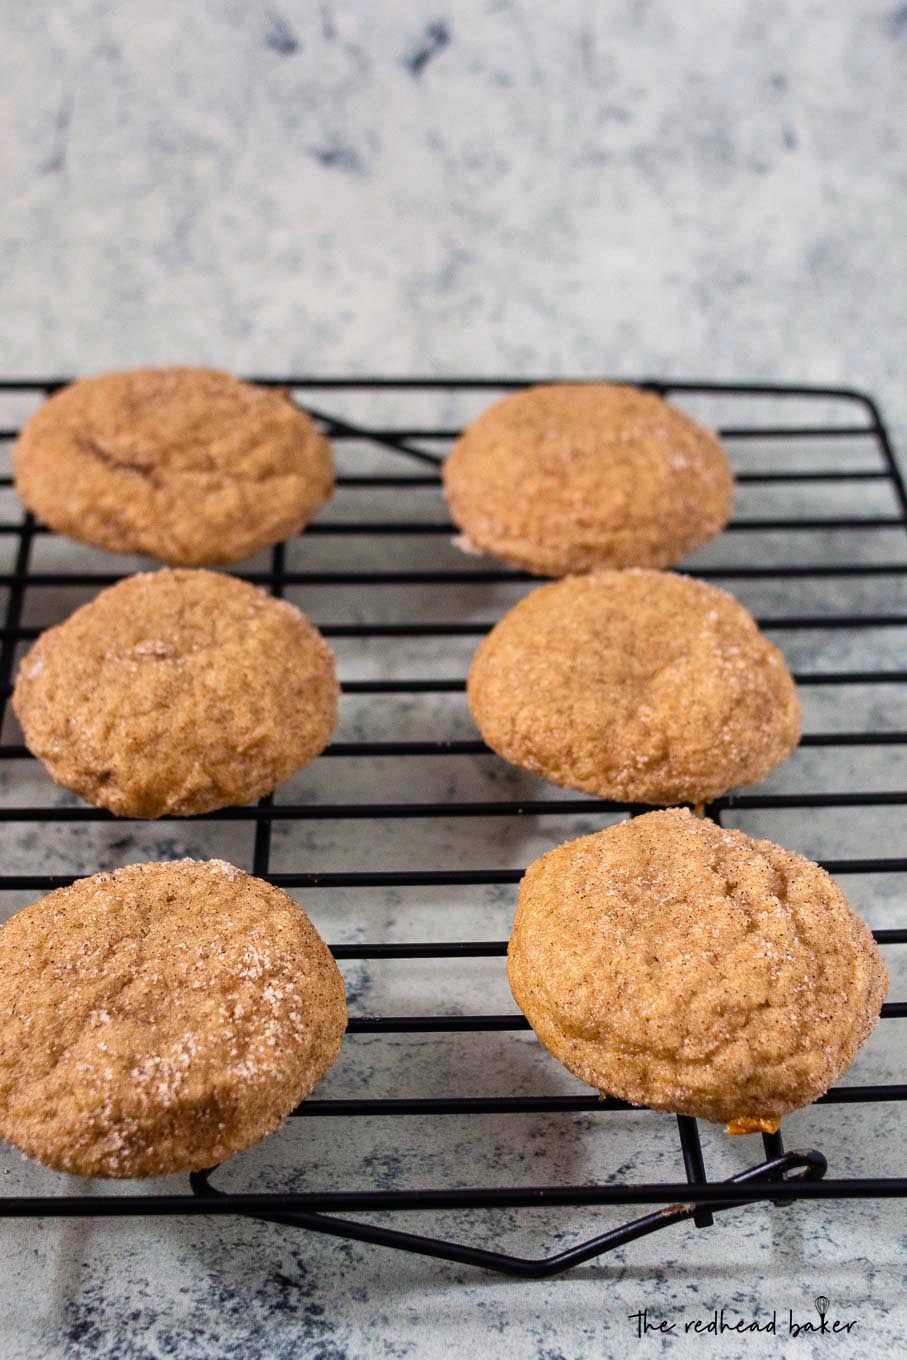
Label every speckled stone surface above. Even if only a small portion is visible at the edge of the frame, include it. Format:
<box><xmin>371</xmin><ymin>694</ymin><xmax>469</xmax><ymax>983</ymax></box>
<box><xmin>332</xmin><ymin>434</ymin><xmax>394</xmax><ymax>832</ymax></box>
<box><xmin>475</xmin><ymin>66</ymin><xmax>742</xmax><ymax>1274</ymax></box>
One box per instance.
<box><xmin>2</xmin><ymin>0</ymin><xmax>907</xmax><ymax>442</ymax></box>
<box><xmin>1</xmin><ymin>2</ymin><xmax>906</xmax><ymax>1357</ymax></box>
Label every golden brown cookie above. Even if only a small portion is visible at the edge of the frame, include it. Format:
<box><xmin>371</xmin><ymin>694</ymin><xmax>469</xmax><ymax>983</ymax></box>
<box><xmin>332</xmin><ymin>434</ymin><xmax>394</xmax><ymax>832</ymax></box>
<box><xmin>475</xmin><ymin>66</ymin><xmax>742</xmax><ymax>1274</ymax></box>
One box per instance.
<box><xmin>508</xmin><ymin>809</ymin><xmax>887</xmax><ymax>1130</ymax></box>
<box><xmin>13</xmin><ymin>368</ymin><xmax>333</xmax><ymax>565</ymax></box>
<box><xmin>443</xmin><ymin>384</ymin><xmax>733</xmax><ymax>575</ymax></box>
<box><xmin>0</xmin><ymin>860</ymin><xmax>347</xmax><ymax>1177</ymax></box>
<box><xmin>13</xmin><ymin>568</ymin><xmax>338</xmax><ymax>818</ymax></box>
<box><xmin>468</xmin><ymin>569</ymin><xmax>800</xmax><ymax>805</ymax></box>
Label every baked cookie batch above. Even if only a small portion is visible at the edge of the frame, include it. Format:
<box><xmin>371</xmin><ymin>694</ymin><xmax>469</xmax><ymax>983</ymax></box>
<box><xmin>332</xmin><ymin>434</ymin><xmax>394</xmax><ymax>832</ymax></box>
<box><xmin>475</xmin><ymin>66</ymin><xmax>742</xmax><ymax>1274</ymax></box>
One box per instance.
<box><xmin>0</xmin><ymin>369</ymin><xmax>886</xmax><ymax>1178</ymax></box>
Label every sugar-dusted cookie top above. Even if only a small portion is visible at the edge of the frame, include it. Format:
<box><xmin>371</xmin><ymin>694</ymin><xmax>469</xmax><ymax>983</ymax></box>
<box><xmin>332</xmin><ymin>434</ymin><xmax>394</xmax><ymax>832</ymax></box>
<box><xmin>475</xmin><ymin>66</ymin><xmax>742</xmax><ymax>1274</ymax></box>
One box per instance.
<box><xmin>508</xmin><ymin>809</ymin><xmax>887</xmax><ymax>1130</ymax></box>
<box><xmin>443</xmin><ymin>384</ymin><xmax>733</xmax><ymax>575</ymax></box>
<box><xmin>14</xmin><ymin>368</ymin><xmax>333</xmax><ymax>564</ymax></box>
<box><xmin>0</xmin><ymin>860</ymin><xmax>347</xmax><ymax>1177</ymax></box>
<box><xmin>13</xmin><ymin>568</ymin><xmax>338</xmax><ymax>817</ymax></box>
<box><xmin>468</xmin><ymin>569</ymin><xmax>800</xmax><ymax>805</ymax></box>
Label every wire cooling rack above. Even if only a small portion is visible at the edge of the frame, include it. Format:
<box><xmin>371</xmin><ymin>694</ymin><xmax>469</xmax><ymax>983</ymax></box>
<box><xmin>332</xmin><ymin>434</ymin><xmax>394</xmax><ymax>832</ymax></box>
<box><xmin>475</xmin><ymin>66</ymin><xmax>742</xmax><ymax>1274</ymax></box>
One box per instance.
<box><xmin>0</xmin><ymin>376</ymin><xmax>904</xmax><ymax>1277</ymax></box>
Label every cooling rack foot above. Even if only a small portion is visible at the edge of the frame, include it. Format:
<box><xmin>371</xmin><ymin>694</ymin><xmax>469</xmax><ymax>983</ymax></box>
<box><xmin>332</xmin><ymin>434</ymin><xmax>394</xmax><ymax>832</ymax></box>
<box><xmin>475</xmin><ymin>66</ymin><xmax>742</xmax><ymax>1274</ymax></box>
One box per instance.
<box><xmin>188</xmin><ymin>1148</ymin><xmax>828</xmax><ymax>1278</ymax></box>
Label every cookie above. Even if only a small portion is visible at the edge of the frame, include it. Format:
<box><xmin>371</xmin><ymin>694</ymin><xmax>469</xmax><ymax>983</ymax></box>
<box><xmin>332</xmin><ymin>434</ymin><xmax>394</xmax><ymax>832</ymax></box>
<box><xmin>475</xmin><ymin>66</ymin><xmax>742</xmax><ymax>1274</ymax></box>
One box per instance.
<box><xmin>13</xmin><ymin>368</ymin><xmax>333</xmax><ymax>565</ymax></box>
<box><xmin>12</xmin><ymin>568</ymin><xmax>338</xmax><ymax>818</ymax></box>
<box><xmin>508</xmin><ymin>809</ymin><xmax>887</xmax><ymax>1130</ymax></box>
<box><xmin>468</xmin><ymin>569</ymin><xmax>800</xmax><ymax>805</ymax></box>
<box><xmin>443</xmin><ymin>384</ymin><xmax>733</xmax><ymax>575</ymax></box>
<box><xmin>0</xmin><ymin>860</ymin><xmax>346</xmax><ymax>1177</ymax></box>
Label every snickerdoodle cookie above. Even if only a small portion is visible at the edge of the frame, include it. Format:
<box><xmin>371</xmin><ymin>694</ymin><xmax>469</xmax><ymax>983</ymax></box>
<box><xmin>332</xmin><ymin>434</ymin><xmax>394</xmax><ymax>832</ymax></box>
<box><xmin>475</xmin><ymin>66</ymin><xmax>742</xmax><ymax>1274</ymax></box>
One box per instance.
<box><xmin>468</xmin><ymin>570</ymin><xmax>800</xmax><ymax>805</ymax></box>
<box><xmin>509</xmin><ymin>809</ymin><xmax>887</xmax><ymax>1131</ymax></box>
<box><xmin>443</xmin><ymin>384</ymin><xmax>733</xmax><ymax>575</ymax></box>
<box><xmin>13</xmin><ymin>568</ymin><xmax>338</xmax><ymax>818</ymax></box>
<box><xmin>0</xmin><ymin>860</ymin><xmax>347</xmax><ymax>1177</ymax></box>
<box><xmin>13</xmin><ymin>368</ymin><xmax>333</xmax><ymax>565</ymax></box>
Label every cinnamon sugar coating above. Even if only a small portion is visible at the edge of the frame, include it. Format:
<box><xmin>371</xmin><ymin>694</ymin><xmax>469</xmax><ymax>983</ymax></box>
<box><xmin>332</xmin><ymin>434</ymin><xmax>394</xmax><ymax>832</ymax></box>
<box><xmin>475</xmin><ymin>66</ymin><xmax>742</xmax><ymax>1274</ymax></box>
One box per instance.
<box><xmin>13</xmin><ymin>568</ymin><xmax>338</xmax><ymax>818</ymax></box>
<box><xmin>13</xmin><ymin>368</ymin><xmax>333</xmax><ymax>565</ymax></box>
<box><xmin>468</xmin><ymin>569</ymin><xmax>801</xmax><ymax>805</ymax></box>
<box><xmin>508</xmin><ymin>809</ymin><xmax>887</xmax><ymax>1128</ymax></box>
<box><xmin>443</xmin><ymin>384</ymin><xmax>733</xmax><ymax>576</ymax></box>
<box><xmin>0</xmin><ymin>860</ymin><xmax>347</xmax><ymax>1177</ymax></box>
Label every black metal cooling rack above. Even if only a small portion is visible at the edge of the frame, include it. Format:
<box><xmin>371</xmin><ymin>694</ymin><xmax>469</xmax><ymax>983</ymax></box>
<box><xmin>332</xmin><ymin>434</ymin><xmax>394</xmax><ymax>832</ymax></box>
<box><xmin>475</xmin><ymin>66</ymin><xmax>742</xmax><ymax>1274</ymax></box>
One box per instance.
<box><xmin>0</xmin><ymin>376</ymin><xmax>905</xmax><ymax>1278</ymax></box>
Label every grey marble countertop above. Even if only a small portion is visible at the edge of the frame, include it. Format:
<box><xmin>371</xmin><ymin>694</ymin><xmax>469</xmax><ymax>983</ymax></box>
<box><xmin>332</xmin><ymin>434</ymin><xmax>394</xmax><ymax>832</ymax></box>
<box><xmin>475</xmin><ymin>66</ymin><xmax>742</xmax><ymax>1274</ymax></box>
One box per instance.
<box><xmin>1</xmin><ymin>2</ymin><xmax>906</xmax><ymax>1357</ymax></box>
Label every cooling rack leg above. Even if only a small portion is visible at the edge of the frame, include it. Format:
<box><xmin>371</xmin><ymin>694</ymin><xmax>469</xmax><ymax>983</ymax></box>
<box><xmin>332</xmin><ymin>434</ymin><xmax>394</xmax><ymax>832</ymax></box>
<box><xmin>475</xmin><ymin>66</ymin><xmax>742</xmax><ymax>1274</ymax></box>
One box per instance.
<box><xmin>187</xmin><ymin>1149</ymin><xmax>828</xmax><ymax>1278</ymax></box>
<box><xmin>761</xmin><ymin>1127</ymin><xmax>796</xmax><ymax>1207</ymax></box>
<box><xmin>676</xmin><ymin>1115</ymin><xmax>714</xmax><ymax>1229</ymax></box>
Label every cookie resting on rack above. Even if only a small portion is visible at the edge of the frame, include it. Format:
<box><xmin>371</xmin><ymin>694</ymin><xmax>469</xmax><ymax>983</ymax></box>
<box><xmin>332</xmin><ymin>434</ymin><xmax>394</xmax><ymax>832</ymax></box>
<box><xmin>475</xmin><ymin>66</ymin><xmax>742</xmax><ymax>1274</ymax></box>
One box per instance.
<box><xmin>13</xmin><ymin>367</ymin><xmax>333</xmax><ymax>565</ymax></box>
<box><xmin>467</xmin><ymin>569</ymin><xmax>801</xmax><ymax>805</ymax></box>
<box><xmin>12</xmin><ymin>568</ymin><xmax>338</xmax><ymax>818</ymax></box>
<box><xmin>508</xmin><ymin>809</ymin><xmax>887</xmax><ymax>1132</ymax></box>
<box><xmin>442</xmin><ymin>383</ymin><xmax>733</xmax><ymax>575</ymax></box>
<box><xmin>0</xmin><ymin>860</ymin><xmax>347</xmax><ymax>1177</ymax></box>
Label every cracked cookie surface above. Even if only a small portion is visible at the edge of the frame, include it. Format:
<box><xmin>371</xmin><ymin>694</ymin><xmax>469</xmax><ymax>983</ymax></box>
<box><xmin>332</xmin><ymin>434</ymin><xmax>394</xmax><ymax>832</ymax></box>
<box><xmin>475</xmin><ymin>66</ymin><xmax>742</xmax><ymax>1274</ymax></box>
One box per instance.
<box><xmin>468</xmin><ymin>569</ymin><xmax>801</xmax><ymax>804</ymax></box>
<box><xmin>13</xmin><ymin>568</ymin><xmax>338</xmax><ymax>817</ymax></box>
<box><xmin>0</xmin><ymin>860</ymin><xmax>347</xmax><ymax>1177</ymax></box>
<box><xmin>508</xmin><ymin>809</ymin><xmax>887</xmax><ymax>1128</ymax></box>
<box><xmin>443</xmin><ymin>384</ymin><xmax>733</xmax><ymax>575</ymax></box>
<box><xmin>13</xmin><ymin>368</ymin><xmax>333</xmax><ymax>565</ymax></box>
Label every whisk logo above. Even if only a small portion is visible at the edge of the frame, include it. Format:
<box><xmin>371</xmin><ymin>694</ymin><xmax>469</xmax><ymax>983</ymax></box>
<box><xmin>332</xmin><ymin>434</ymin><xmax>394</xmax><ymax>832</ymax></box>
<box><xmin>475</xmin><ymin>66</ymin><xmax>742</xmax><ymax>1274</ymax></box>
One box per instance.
<box><xmin>628</xmin><ymin>1293</ymin><xmax>858</xmax><ymax>1339</ymax></box>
